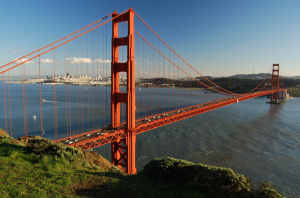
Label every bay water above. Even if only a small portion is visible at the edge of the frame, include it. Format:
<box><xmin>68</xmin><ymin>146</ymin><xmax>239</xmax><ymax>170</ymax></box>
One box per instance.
<box><xmin>0</xmin><ymin>83</ymin><xmax>299</xmax><ymax>196</ymax></box>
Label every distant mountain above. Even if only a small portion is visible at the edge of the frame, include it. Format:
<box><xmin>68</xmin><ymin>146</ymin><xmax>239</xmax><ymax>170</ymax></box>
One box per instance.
<box><xmin>228</xmin><ymin>73</ymin><xmax>271</xmax><ymax>79</ymax></box>
<box><xmin>228</xmin><ymin>73</ymin><xmax>300</xmax><ymax>80</ymax></box>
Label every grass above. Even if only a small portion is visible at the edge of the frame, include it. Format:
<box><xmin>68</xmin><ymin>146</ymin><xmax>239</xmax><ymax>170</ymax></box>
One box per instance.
<box><xmin>0</xmin><ymin>131</ymin><xmax>289</xmax><ymax>198</ymax></box>
<box><xmin>287</xmin><ymin>85</ymin><xmax>300</xmax><ymax>97</ymax></box>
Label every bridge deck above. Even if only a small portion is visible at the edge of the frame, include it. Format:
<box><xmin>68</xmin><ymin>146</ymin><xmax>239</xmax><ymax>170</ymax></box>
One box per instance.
<box><xmin>58</xmin><ymin>89</ymin><xmax>284</xmax><ymax>150</ymax></box>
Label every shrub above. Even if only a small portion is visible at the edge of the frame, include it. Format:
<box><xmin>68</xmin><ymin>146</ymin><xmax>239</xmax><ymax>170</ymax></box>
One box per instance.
<box><xmin>143</xmin><ymin>157</ymin><xmax>252</xmax><ymax>195</ymax></box>
<box><xmin>256</xmin><ymin>182</ymin><xmax>284</xmax><ymax>198</ymax></box>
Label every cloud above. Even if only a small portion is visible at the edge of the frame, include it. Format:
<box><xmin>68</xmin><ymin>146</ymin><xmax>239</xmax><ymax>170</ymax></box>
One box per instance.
<box><xmin>9</xmin><ymin>49</ymin><xmax>28</xmax><ymax>53</ymax></box>
<box><xmin>64</xmin><ymin>57</ymin><xmax>110</xmax><ymax>64</ymax></box>
<box><xmin>93</xmin><ymin>59</ymin><xmax>111</xmax><ymax>63</ymax></box>
<box><xmin>14</xmin><ymin>58</ymin><xmax>34</xmax><ymax>64</ymax></box>
<box><xmin>41</xmin><ymin>59</ymin><xmax>54</xmax><ymax>63</ymax></box>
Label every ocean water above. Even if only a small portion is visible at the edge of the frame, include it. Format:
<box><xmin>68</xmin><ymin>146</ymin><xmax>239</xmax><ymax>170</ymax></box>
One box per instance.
<box><xmin>0</xmin><ymin>83</ymin><xmax>299</xmax><ymax>196</ymax></box>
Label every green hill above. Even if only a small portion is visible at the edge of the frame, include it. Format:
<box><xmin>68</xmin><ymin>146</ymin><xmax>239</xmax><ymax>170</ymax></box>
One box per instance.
<box><xmin>0</xmin><ymin>129</ymin><xmax>286</xmax><ymax>198</ymax></box>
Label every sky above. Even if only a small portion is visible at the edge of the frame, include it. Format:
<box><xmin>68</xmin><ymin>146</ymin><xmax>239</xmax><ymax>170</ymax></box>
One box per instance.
<box><xmin>0</xmin><ymin>0</ymin><xmax>299</xmax><ymax>77</ymax></box>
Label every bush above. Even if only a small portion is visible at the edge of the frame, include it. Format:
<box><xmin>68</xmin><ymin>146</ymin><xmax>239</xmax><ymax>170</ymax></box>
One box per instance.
<box><xmin>256</xmin><ymin>182</ymin><xmax>284</xmax><ymax>198</ymax></box>
<box><xmin>27</xmin><ymin>138</ymin><xmax>83</xmax><ymax>163</ymax></box>
<box><xmin>143</xmin><ymin>157</ymin><xmax>275</xmax><ymax>197</ymax></box>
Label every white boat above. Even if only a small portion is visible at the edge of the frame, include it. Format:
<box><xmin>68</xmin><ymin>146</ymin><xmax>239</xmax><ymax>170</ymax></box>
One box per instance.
<box><xmin>42</xmin><ymin>99</ymin><xmax>46</xmax><ymax>102</ymax></box>
<box><xmin>33</xmin><ymin>115</ymin><xmax>36</xmax><ymax>119</ymax></box>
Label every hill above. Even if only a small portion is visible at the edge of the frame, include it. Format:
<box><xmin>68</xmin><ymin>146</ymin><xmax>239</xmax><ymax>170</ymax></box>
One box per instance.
<box><xmin>0</xmin><ymin>130</ymin><xmax>287</xmax><ymax>198</ymax></box>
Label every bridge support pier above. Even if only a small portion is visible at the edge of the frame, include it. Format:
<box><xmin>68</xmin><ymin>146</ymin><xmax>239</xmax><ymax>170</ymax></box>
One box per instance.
<box><xmin>111</xmin><ymin>8</ymin><xmax>136</xmax><ymax>174</ymax></box>
<box><xmin>270</xmin><ymin>63</ymin><xmax>280</xmax><ymax>104</ymax></box>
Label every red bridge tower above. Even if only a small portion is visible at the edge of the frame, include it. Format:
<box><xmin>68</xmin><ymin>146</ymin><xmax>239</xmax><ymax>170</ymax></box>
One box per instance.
<box><xmin>111</xmin><ymin>8</ymin><xmax>136</xmax><ymax>174</ymax></box>
<box><xmin>270</xmin><ymin>63</ymin><xmax>280</xmax><ymax>103</ymax></box>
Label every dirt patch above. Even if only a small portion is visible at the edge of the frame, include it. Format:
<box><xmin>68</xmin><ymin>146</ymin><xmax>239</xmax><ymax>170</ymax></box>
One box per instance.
<box><xmin>83</xmin><ymin>150</ymin><xmax>115</xmax><ymax>171</ymax></box>
<box><xmin>0</xmin><ymin>128</ymin><xmax>7</xmax><ymax>136</ymax></box>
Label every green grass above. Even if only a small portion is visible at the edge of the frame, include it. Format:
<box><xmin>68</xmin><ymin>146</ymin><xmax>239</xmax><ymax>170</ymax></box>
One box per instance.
<box><xmin>287</xmin><ymin>86</ymin><xmax>300</xmax><ymax>97</ymax></box>
<box><xmin>0</xmin><ymin>133</ymin><xmax>288</xmax><ymax>198</ymax></box>
<box><xmin>0</xmin><ymin>134</ymin><xmax>121</xmax><ymax>198</ymax></box>
<box><xmin>0</xmin><ymin>142</ymin><xmax>208</xmax><ymax>198</ymax></box>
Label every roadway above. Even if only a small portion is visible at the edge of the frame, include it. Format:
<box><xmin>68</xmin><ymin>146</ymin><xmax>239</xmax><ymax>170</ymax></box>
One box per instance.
<box><xmin>57</xmin><ymin>89</ymin><xmax>284</xmax><ymax>150</ymax></box>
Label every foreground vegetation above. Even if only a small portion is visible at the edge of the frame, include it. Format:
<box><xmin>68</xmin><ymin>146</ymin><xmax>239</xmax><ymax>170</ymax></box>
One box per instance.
<box><xmin>0</xmin><ymin>129</ymin><xmax>289</xmax><ymax>197</ymax></box>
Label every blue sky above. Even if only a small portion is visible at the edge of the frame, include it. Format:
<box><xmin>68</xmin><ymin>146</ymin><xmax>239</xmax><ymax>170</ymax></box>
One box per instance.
<box><xmin>0</xmin><ymin>0</ymin><xmax>299</xmax><ymax>77</ymax></box>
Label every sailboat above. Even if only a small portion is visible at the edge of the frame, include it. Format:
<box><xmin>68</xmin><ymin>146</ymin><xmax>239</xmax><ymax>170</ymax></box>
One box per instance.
<box><xmin>43</xmin><ymin>129</ymin><xmax>46</xmax><ymax>136</ymax></box>
<box><xmin>33</xmin><ymin>115</ymin><xmax>36</xmax><ymax>120</ymax></box>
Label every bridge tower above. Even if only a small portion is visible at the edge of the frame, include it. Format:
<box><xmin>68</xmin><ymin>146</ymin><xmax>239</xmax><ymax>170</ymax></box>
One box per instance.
<box><xmin>111</xmin><ymin>8</ymin><xmax>136</xmax><ymax>174</ymax></box>
<box><xmin>270</xmin><ymin>63</ymin><xmax>280</xmax><ymax>103</ymax></box>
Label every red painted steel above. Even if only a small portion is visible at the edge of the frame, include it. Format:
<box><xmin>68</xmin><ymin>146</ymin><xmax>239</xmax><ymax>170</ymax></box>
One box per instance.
<box><xmin>111</xmin><ymin>7</ymin><xmax>136</xmax><ymax>174</ymax></box>
<box><xmin>67</xmin><ymin>89</ymin><xmax>284</xmax><ymax>150</ymax></box>
<box><xmin>270</xmin><ymin>64</ymin><xmax>280</xmax><ymax>103</ymax></box>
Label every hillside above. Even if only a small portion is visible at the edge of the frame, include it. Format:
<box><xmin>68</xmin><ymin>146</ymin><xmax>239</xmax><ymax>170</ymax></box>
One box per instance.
<box><xmin>0</xmin><ymin>130</ymin><xmax>287</xmax><ymax>198</ymax></box>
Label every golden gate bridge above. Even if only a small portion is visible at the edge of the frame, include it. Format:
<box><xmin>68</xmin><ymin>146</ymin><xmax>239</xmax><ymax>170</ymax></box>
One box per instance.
<box><xmin>0</xmin><ymin>7</ymin><xmax>286</xmax><ymax>174</ymax></box>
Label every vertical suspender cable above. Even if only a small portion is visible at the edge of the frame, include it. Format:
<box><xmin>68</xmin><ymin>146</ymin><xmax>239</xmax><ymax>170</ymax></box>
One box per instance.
<box><xmin>24</xmin><ymin>64</ymin><xmax>28</xmax><ymax>135</ymax></box>
<box><xmin>76</xmin><ymin>36</ymin><xmax>79</xmax><ymax>134</ymax></box>
<box><xmin>157</xmin><ymin>38</ymin><xmax>159</xmax><ymax>115</ymax></box>
<box><xmin>148</xmin><ymin>44</ymin><xmax>150</xmax><ymax>114</ymax></box>
<box><xmin>163</xmin><ymin>44</ymin><xmax>165</xmax><ymax>113</ymax></box>
<box><xmin>143</xmin><ymin>26</ymin><xmax>149</xmax><ymax>116</ymax></box>
<box><xmin>172</xmin><ymin>53</ymin><xmax>174</xmax><ymax>111</ymax></box>
<box><xmin>68</xmin><ymin>42</ymin><xmax>72</xmax><ymax>135</ymax></box>
<box><xmin>105</xmin><ymin>19</ymin><xmax>108</xmax><ymax>129</ymax></box>
<box><xmin>143</xmin><ymin>40</ymin><xmax>147</xmax><ymax>117</ymax></box>
<box><xmin>96</xmin><ymin>27</ymin><xmax>99</xmax><ymax>129</ymax></box>
<box><xmin>92</xmin><ymin>30</ymin><xmax>95</xmax><ymax>130</ymax></box>
<box><xmin>168</xmin><ymin>48</ymin><xmax>170</xmax><ymax>112</ymax></box>
<box><xmin>52</xmin><ymin>48</ymin><xmax>55</xmax><ymax>139</ymax></box>
<box><xmin>39</xmin><ymin>52</ymin><xmax>43</xmax><ymax>138</ymax></box>
<box><xmin>151</xmin><ymin>32</ymin><xmax>153</xmax><ymax>117</ymax></box>
<box><xmin>102</xmin><ymin>24</ymin><xmax>105</xmax><ymax>129</ymax></box>
<box><xmin>122</xmin><ymin>19</ymin><xmax>124</xmax><ymax>125</ymax></box>
<box><xmin>8</xmin><ymin>65</ymin><xmax>12</xmax><ymax>137</ymax></box>
<box><xmin>3</xmin><ymin>73</ymin><xmax>7</xmax><ymax>133</ymax></box>
<box><xmin>87</xmin><ymin>32</ymin><xmax>90</xmax><ymax>131</ymax></box>
<box><xmin>65</xmin><ymin>40</ymin><xmax>68</xmax><ymax>137</ymax></box>
<box><xmin>54</xmin><ymin>48</ymin><xmax>58</xmax><ymax>140</ymax></box>
<box><xmin>22</xmin><ymin>64</ymin><xmax>25</xmax><ymax>136</ymax></box>
<box><xmin>96</xmin><ymin>28</ymin><xmax>99</xmax><ymax>129</ymax></box>
<box><xmin>137</xmin><ymin>20</ymin><xmax>139</xmax><ymax>120</ymax></box>
<box><xmin>81</xmin><ymin>37</ymin><xmax>83</xmax><ymax>133</ymax></box>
